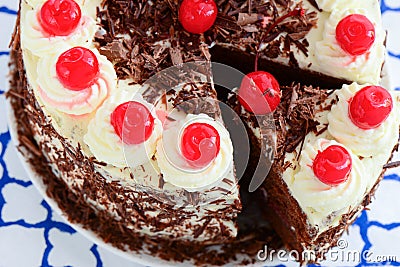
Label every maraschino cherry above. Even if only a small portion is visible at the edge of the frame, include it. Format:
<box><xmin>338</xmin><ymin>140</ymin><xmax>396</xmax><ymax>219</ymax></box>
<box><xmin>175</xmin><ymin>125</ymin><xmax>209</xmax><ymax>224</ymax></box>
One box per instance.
<box><xmin>238</xmin><ymin>71</ymin><xmax>281</xmax><ymax>115</ymax></box>
<box><xmin>179</xmin><ymin>0</ymin><xmax>217</xmax><ymax>34</ymax></box>
<box><xmin>336</xmin><ymin>14</ymin><xmax>375</xmax><ymax>56</ymax></box>
<box><xmin>349</xmin><ymin>85</ymin><xmax>392</xmax><ymax>129</ymax></box>
<box><xmin>110</xmin><ymin>101</ymin><xmax>155</xmax><ymax>145</ymax></box>
<box><xmin>39</xmin><ymin>0</ymin><xmax>81</xmax><ymax>36</ymax></box>
<box><xmin>56</xmin><ymin>46</ymin><xmax>99</xmax><ymax>91</ymax></box>
<box><xmin>312</xmin><ymin>145</ymin><xmax>352</xmax><ymax>186</ymax></box>
<box><xmin>181</xmin><ymin>122</ymin><xmax>220</xmax><ymax>167</ymax></box>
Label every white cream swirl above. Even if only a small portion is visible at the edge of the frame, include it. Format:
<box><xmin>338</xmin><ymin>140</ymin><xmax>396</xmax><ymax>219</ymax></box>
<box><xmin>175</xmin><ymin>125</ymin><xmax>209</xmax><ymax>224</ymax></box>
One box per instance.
<box><xmin>36</xmin><ymin>48</ymin><xmax>116</xmax><ymax>115</ymax></box>
<box><xmin>156</xmin><ymin>114</ymin><xmax>234</xmax><ymax>192</ymax></box>
<box><xmin>289</xmin><ymin>138</ymin><xmax>367</xmax><ymax>227</ymax></box>
<box><xmin>327</xmin><ymin>83</ymin><xmax>400</xmax><ymax>158</ymax></box>
<box><xmin>21</xmin><ymin>1</ymin><xmax>98</xmax><ymax>57</ymax></box>
<box><xmin>315</xmin><ymin>5</ymin><xmax>385</xmax><ymax>84</ymax></box>
<box><xmin>84</xmin><ymin>81</ymin><xmax>163</xmax><ymax>168</ymax></box>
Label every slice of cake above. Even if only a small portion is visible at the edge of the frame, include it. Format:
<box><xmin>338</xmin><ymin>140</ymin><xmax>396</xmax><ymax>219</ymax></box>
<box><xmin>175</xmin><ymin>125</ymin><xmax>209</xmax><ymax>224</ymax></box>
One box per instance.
<box><xmin>226</xmin><ymin>78</ymin><xmax>400</xmax><ymax>263</ymax></box>
<box><xmin>262</xmin><ymin>82</ymin><xmax>400</xmax><ymax>262</ymax></box>
<box><xmin>7</xmin><ymin>0</ymin><xmax>396</xmax><ymax>265</ymax></box>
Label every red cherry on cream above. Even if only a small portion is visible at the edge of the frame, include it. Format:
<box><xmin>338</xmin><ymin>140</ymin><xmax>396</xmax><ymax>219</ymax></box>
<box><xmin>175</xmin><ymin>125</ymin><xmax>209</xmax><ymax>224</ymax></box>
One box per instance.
<box><xmin>312</xmin><ymin>145</ymin><xmax>352</xmax><ymax>186</ymax></box>
<box><xmin>39</xmin><ymin>0</ymin><xmax>81</xmax><ymax>36</ymax></box>
<box><xmin>179</xmin><ymin>0</ymin><xmax>217</xmax><ymax>34</ymax></box>
<box><xmin>335</xmin><ymin>14</ymin><xmax>375</xmax><ymax>56</ymax></box>
<box><xmin>238</xmin><ymin>71</ymin><xmax>281</xmax><ymax>115</ymax></box>
<box><xmin>111</xmin><ymin>101</ymin><xmax>155</xmax><ymax>145</ymax></box>
<box><xmin>349</xmin><ymin>85</ymin><xmax>392</xmax><ymax>130</ymax></box>
<box><xmin>56</xmin><ymin>47</ymin><xmax>99</xmax><ymax>91</ymax></box>
<box><xmin>181</xmin><ymin>122</ymin><xmax>220</xmax><ymax>167</ymax></box>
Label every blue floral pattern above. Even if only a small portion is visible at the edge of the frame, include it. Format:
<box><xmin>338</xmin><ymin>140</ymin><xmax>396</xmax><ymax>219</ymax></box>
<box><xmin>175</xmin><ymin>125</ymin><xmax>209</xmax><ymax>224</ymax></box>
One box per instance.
<box><xmin>1</xmin><ymin>0</ymin><xmax>399</xmax><ymax>266</ymax></box>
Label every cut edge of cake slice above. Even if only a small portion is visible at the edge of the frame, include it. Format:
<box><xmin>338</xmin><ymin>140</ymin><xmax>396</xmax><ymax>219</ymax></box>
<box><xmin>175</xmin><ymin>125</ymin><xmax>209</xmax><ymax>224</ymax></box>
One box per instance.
<box><xmin>260</xmin><ymin>82</ymin><xmax>400</xmax><ymax>263</ymax></box>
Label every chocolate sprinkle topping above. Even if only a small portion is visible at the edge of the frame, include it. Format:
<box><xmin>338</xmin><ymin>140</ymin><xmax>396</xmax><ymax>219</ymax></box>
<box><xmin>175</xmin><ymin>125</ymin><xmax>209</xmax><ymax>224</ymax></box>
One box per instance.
<box><xmin>95</xmin><ymin>0</ymin><xmax>318</xmax><ymax>84</ymax></box>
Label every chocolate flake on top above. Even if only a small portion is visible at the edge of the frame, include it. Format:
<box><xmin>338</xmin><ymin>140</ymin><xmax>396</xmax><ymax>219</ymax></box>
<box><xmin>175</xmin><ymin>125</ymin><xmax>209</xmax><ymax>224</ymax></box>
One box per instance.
<box><xmin>211</xmin><ymin>0</ymin><xmax>318</xmax><ymax>59</ymax></box>
<box><xmin>96</xmin><ymin>0</ymin><xmax>318</xmax><ymax>83</ymax></box>
<box><xmin>96</xmin><ymin>0</ymin><xmax>209</xmax><ymax>82</ymax></box>
<box><xmin>274</xmin><ymin>83</ymin><xmax>330</xmax><ymax>160</ymax></box>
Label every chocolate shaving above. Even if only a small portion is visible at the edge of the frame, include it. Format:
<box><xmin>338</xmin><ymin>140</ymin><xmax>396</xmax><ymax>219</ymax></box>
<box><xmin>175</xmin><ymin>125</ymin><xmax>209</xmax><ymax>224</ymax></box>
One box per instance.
<box><xmin>275</xmin><ymin>0</ymin><xmax>289</xmax><ymax>6</ymax></box>
<box><xmin>19</xmin><ymin>135</ymin><xmax>41</xmax><ymax>157</ymax></box>
<box><xmin>290</xmin><ymin>37</ymin><xmax>308</xmax><ymax>56</ymax></box>
<box><xmin>99</xmin><ymin>40</ymin><xmax>129</xmax><ymax>62</ymax></box>
<box><xmin>263</xmin><ymin>31</ymin><xmax>281</xmax><ymax>45</ymax></box>
<box><xmin>237</xmin><ymin>13</ymin><xmax>259</xmax><ymax>26</ymax></box>
<box><xmin>242</xmin><ymin>24</ymin><xmax>259</xmax><ymax>32</ymax></box>
<box><xmin>215</xmin><ymin>16</ymin><xmax>242</xmax><ymax>32</ymax></box>
<box><xmin>169</xmin><ymin>47</ymin><xmax>184</xmax><ymax>66</ymax></box>
<box><xmin>383</xmin><ymin>161</ymin><xmax>400</xmax><ymax>169</ymax></box>
<box><xmin>194</xmin><ymin>218</ymin><xmax>212</xmax><ymax>238</ymax></box>
<box><xmin>199</xmin><ymin>43</ymin><xmax>211</xmax><ymax>61</ymax></box>
<box><xmin>288</xmin><ymin>51</ymin><xmax>299</xmax><ymax>68</ymax></box>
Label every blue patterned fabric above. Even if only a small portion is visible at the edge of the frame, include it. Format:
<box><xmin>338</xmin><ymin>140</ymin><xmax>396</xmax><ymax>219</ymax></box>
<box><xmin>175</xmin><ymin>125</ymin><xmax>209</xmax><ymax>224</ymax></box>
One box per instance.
<box><xmin>1</xmin><ymin>1</ymin><xmax>399</xmax><ymax>266</ymax></box>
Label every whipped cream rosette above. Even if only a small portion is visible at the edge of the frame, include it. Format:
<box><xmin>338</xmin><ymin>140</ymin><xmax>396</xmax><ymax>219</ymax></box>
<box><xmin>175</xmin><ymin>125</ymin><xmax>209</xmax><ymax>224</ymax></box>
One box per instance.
<box><xmin>21</xmin><ymin>0</ymin><xmax>98</xmax><ymax>57</ymax></box>
<box><xmin>315</xmin><ymin>4</ymin><xmax>385</xmax><ymax>84</ymax></box>
<box><xmin>84</xmin><ymin>81</ymin><xmax>163</xmax><ymax>169</ymax></box>
<box><xmin>36</xmin><ymin>46</ymin><xmax>116</xmax><ymax>116</ymax></box>
<box><xmin>328</xmin><ymin>83</ymin><xmax>399</xmax><ymax>158</ymax></box>
<box><xmin>289</xmin><ymin>138</ymin><xmax>366</xmax><ymax>227</ymax></box>
<box><xmin>156</xmin><ymin>114</ymin><xmax>234</xmax><ymax>192</ymax></box>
